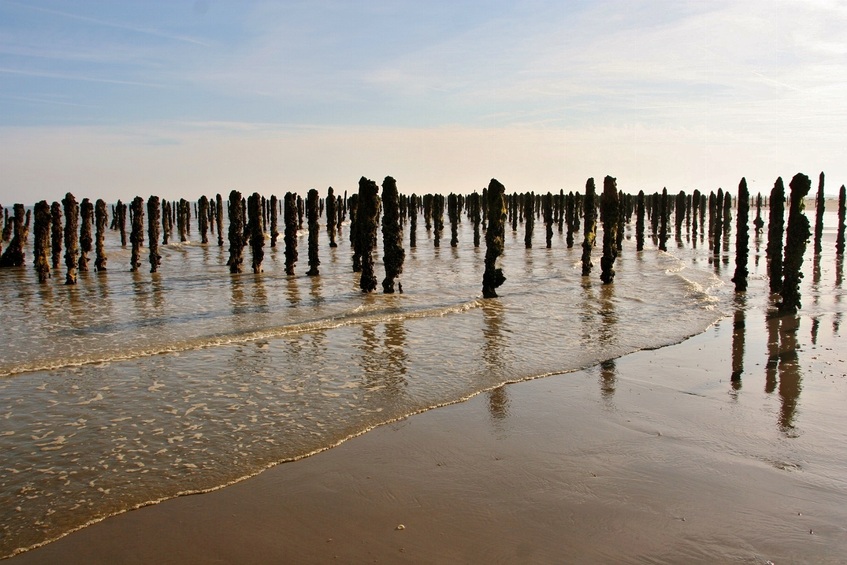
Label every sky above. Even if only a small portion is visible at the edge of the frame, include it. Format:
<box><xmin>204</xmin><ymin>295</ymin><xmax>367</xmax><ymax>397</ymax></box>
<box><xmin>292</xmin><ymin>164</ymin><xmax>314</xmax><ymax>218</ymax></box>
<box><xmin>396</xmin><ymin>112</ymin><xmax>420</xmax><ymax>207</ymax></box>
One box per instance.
<box><xmin>1</xmin><ymin>0</ymin><xmax>846</xmax><ymax>204</ymax></box>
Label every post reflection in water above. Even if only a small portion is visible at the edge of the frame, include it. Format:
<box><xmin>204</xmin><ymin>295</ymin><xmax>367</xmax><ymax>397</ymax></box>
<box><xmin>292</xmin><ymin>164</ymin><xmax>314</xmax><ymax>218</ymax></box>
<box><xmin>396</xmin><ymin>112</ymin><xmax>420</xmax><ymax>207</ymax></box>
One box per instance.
<box><xmin>730</xmin><ymin>294</ymin><xmax>746</xmax><ymax>391</ymax></box>
<box><xmin>776</xmin><ymin>315</ymin><xmax>803</xmax><ymax>434</ymax></box>
<box><xmin>597</xmin><ymin>283</ymin><xmax>617</xmax><ymax>404</ymax></box>
<box><xmin>481</xmin><ymin>299</ymin><xmax>510</xmax><ymax>424</ymax></box>
<box><xmin>251</xmin><ymin>274</ymin><xmax>268</xmax><ymax>314</ymax></box>
<box><xmin>765</xmin><ymin>313</ymin><xmax>779</xmax><ymax>394</ymax></box>
<box><xmin>285</xmin><ymin>275</ymin><xmax>300</xmax><ymax>307</ymax></box>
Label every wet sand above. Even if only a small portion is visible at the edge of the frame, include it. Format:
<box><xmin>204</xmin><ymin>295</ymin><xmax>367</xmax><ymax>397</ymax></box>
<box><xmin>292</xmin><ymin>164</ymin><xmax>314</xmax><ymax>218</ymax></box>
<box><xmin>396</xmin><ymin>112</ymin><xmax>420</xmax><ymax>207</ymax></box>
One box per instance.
<box><xmin>9</xmin><ymin>308</ymin><xmax>847</xmax><ymax>564</ymax></box>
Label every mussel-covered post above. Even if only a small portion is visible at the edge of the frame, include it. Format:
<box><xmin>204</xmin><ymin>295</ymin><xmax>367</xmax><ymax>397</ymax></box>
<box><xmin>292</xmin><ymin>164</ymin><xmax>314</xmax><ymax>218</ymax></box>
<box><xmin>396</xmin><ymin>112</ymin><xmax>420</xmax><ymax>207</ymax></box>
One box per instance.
<box><xmin>779</xmin><ymin>173</ymin><xmax>812</xmax><ymax>313</ymax></box>
<box><xmin>381</xmin><ymin>176</ymin><xmax>404</xmax><ymax>293</ymax></box>
<box><xmin>357</xmin><ymin>177</ymin><xmax>380</xmax><ymax>293</ymax></box>
<box><xmin>543</xmin><ymin>192</ymin><xmax>553</xmax><ymax>248</ymax></box>
<box><xmin>269</xmin><ymin>195</ymin><xmax>279</xmax><ymax>248</ymax></box>
<box><xmin>523</xmin><ymin>192</ymin><xmax>534</xmax><ymax>249</ymax></box>
<box><xmin>482</xmin><ymin>179</ymin><xmax>507</xmax><ymax>298</ymax></box>
<box><xmin>78</xmin><ymin>198</ymin><xmax>93</xmax><ymax>272</ymax></box>
<box><xmin>766</xmin><ymin>178</ymin><xmax>786</xmax><ymax>293</ymax></box>
<box><xmin>731</xmin><ymin>178</ymin><xmax>749</xmax><ymax>292</ymax></box>
<box><xmin>635</xmin><ymin>190</ymin><xmax>645</xmax><ymax>251</ymax></box>
<box><xmin>433</xmin><ymin>195</ymin><xmax>444</xmax><ymax>248</ymax></box>
<box><xmin>63</xmin><ymin>193</ymin><xmax>79</xmax><ymax>284</ymax></box>
<box><xmin>468</xmin><ymin>192</ymin><xmax>481</xmax><ymax>248</ymax></box>
<box><xmin>33</xmin><ymin>201</ymin><xmax>51</xmax><ymax>282</ymax></box>
<box><xmin>129</xmin><ymin>196</ymin><xmax>144</xmax><ymax>272</ymax></box>
<box><xmin>326</xmin><ymin>187</ymin><xmax>337</xmax><ymax>248</ymax></box>
<box><xmin>248</xmin><ymin>192</ymin><xmax>265</xmax><ymax>273</ymax></box>
<box><xmin>306</xmin><ymin>189</ymin><xmax>320</xmax><ymax>276</ymax></box>
<box><xmin>349</xmin><ymin>193</ymin><xmax>361</xmax><ymax>271</ymax></box>
<box><xmin>116</xmin><ymin>200</ymin><xmax>127</xmax><ymax>247</ymax></box>
<box><xmin>216</xmin><ymin>193</ymin><xmax>224</xmax><ymax>246</ymax></box>
<box><xmin>409</xmin><ymin>193</ymin><xmax>418</xmax><ymax>248</ymax></box>
<box><xmin>94</xmin><ymin>199</ymin><xmax>108</xmax><ymax>271</ymax></box>
<box><xmin>161</xmin><ymin>200</ymin><xmax>172</xmax><ymax>245</ymax></box>
<box><xmin>227</xmin><ymin>190</ymin><xmax>244</xmax><ymax>274</ymax></box>
<box><xmin>581</xmin><ymin>178</ymin><xmax>597</xmax><ymax>276</ymax></box>
<box><xmin>50</xmin><ymin>202</ymin><xmax>62</xmax><ymax>269</ymax></box>
<box><xmin>284</xmin><ymin>192</ymin><xmax>298</xmax><ymax>275</ymax></box>
<box><xmin>658</xmin><ymin>188</ymin><xmax>668</xmax><ymax>252</ymax></box>
<box><xmin>147</xmin><ymin>196</ymin><xmax>161</xmax><ymax>273</ymax></box>
<box><xmin>599</xmin><ymin>176</ymin><xmax>619</xmax><ymax>284</ymax></box>
<box><xmin>713</xmin><ymin>188</ymin><xmax>724</xmax><ymax>256</ymax></box>
<box><xmin>448</xmin><ymin>193</ymin><xmax>459</xmax><ymax>247</ymax></box>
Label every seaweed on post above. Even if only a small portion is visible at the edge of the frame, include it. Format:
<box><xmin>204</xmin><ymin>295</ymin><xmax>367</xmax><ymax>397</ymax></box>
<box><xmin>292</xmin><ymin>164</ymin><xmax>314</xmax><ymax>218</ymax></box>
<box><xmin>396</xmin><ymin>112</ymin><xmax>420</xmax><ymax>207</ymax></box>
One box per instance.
<box><xmin>731</xmin><ymin>178</ymin><xmax>750</xmax><ymax>292</ymax></box>
<box><xmin>581</xmin><ymin>179</ymin><xmax>597</xmax><ymax>276</ymax></box>
<box><xmin>482</xmin><ymin>178</ymin><xmax>507</xmax><ymax>298</ymax></box>
<box><xmin>599</xmin><ymin>176</ymin><xmax>619</xmax><ymax>285</ymax></box>
<box><xmin>147</xmin><ymin>196</ymin><xmax>161</xmax><ymax>273</ymax></box>
<box><xmin>381</xmin><ymin>176</ymin><xmax>404</xmax><ymax>293</ymax></box>
<box><xmin>779</xmin><ymin>173</ymin><xmax>812</xmax><ymax>313</ymax></box>
<box><xmin>306</xmin><ymin>189</ymin><xmax>320</xmax><ymax>276</ymax></box>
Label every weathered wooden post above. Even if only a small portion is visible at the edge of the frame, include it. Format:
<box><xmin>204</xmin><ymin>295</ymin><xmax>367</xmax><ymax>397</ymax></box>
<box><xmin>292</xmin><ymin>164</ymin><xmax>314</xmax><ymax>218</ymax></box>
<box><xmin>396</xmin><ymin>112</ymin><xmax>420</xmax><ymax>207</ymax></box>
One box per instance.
<box><xmin>600</xmin><ymin>176</ymin><xmax>619</xmax><ymax>285</ymax></box>
<box><xmin>51</xmin><ymin>201</ymin><xmax>63</xmax><ymax>269</ymax></box>
<box><xmin>581</xmin><ymin>178</ymin><xmax>597</xmax><ymax>276</ymax></box>
<box><xmin>161</xmin><ymin>200</ymin><xmax>171</xmax><ymax>245</ymax></box>
<box><xmin>448</xmin><ymin>193</ymin><xmax>459</xmax><ymax>247</ymax></box>
<box><xmin>357</xmin><ymin>177</ymin><xmax>380</xmax><ymax>293</ymax></box>
<box><xmin>433</xmin><ymin>194</ymin><xmax>444</xmax><ymax>248</ymax></box>
<box><xmin>0</xmin><ymin>203</ymin><xmax>25</xmax><ymax>267</ymax></box>
<box><xmin>636</xmin><ymin>190</ymin><xmax>645</xmax><ymax>251</ymax></box>
<box><xmin>63</xmin><ymin>193</ymin><xmax>79</xmax><ymax>284</ymax></box>
<box><xmin>33</xmin><ymin>201</ymin><xmax>51</xmax><ymax>282</ymax></box>
<box><xmin>216</xmin><ymin>194</ymin><xmax>224</xmax><ymax>246</ymax></box>
<box><xmin>523</xmin><ymin>192</ymin><xmax>534</xmax><ymax>249</ymax></box>
<box><xmin>248</xmin><ymin>192</ymin><xmax>265</xmax><ymax>273</ymax></box>
<box><xmin>766</xmin><ymin>177</ymin><xmax>786</xmax><ymax>293</ymax></box>
<box><xmin>129</xmin><ymin>196</ymin><xmax>144</xmax><ymax>272</ymax></box>
<box><xmin>837</xmin><ymin>185</ymin><xmax>846</xmax><ymax>255</ymax></box>
<box><xmin>198</xmin><ymin>196</ymin><xmax>209</xmax><ymax>244</ymax></box>
<box><xmin>731</xmin><ymin>178</ymin><xmax>749</xmax><ymax>292</ymax></box>
<box><xmin>78</xmin><ymin>198</ymin><xmax>93</xmax><ymax>271</ymax></box>
<box><xmin>306</xmin><ymin>189</ymin><xmax>320</xmax><ymax>276</ymax></box>
<box><xmin>227</xmin><ymin>190</ymin><xmax>245</xmax><ymax>273</ymax></box>
<box><xmin>779</xmin><ymin>173</ymin><xmax>812</xmax><ymax>313</ymax></box>
<box><xmin>814</xmin><ymin>172</ymin><xmax>825</xmax><ymax>256</ymax></box>
<box><xmin>482</xmin><ymin>179</ymin><xmax>506</xmax><ymax>298</ymax></box>
<box><xmin>350</xmin><ymin>193</ymin><xmax>361</xmax><ymax>271</ymax></box>
<box><xmin>147</xmin><ymin>196</ymin><xmax>161</xmax><ymax>273</ymax></box>
<box><xmin>94</xmin><ymin>199</ymin><xmax>108</xmax><ymax>271</ymax></box>
<box><xmin>284</xmin><ymin>192</ymin><xmax>298</xmax><ymax>275</ymax></box>
<box><xmin>326</xmin><ymin>187</ymin><xmax>337</xmax><ymax>248</ymax></box>
<box><xmin>658</xmin><ymin>188</ymin><xmax>668</xmax><ymax>252</ymax></box>
<box><xmin>409</xmin><ymin>193</ymin><xmax>418</xmax><ymax>248</ymax></box>
<box><xmin>381</xmin><ymin>176</ymin><xmax>404</xmax><ymax>293</ymax></box>
<box><xmin>713</xmin><ymin>188</ymin><xmax>724</xmax><ymax>256</ymax></box>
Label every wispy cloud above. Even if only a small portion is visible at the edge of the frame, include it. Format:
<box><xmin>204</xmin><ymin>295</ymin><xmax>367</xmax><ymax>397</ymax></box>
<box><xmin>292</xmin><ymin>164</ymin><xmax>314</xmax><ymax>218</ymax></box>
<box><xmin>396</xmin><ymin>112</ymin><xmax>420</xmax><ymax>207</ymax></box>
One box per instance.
<box><xmin>0</xmin><ymin>67</ymin><xmax>166</xmax><ymax>88</ymax></box>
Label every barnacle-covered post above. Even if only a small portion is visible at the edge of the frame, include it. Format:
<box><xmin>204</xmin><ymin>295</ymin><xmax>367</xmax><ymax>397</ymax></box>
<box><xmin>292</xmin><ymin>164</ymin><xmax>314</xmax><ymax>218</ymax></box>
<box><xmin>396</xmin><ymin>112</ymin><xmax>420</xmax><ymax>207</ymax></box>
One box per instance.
<box><xmin>248</xmin><ymin>192</ymin><xmax>265</xmax><ymax>273</ymax></box>
<box><xmin>581</xmin><ymin>179</ymin><xmax>597</xmax><ymax>276</ymax></box>
<box><xmin>565</xmin><ymin>192</ymin><xmax>576</xmax><ymax>248</ymax></box>
<box><xmin>284</xmin><ymin>191</ymin><xmax>298</xmax><ymax>275</ymax></box>
<box><xmin>129</xmin><ymin>196</ymin><xmax>144</xmax><ymax>272</ymax></box>
<box><xmin>658</xmin><ymin>188</ymin><xmax>669</xmax><ymax>252</ymax></box>
<box><xmin>350</xmin><ymin>193</ymin><xmax>361</xmax><ymax>271</ymax></box>
<box><xmin>482</xmin><ymin>179</ymin><xmax>507</xmax><ymax>298</ymax></box>
<box><xmin>147</xmin><ymin>196</ymin><xmax>161</xmax><ymax>273</ymax></box>
<box><xmin>409</xmin><ymin>193</ymin><xmax>418</xmax><ymax>248</ymax></box>
<box><xmin>78</xmin><ymin>198</ymin><xmax>93</xmax><ymax>272</ymax></box>
<box><xmin>766</xmin><ymin>178</ymin><xmax>786</xmax><ymax>293</ymax></box>
<box><xmin>433</xmin><ymin>194</ymin><xmax>444</xmax><ymax>248</ymax></box>
<box><xmin>33</xmin><ymin>200</ymin><xmax>51</xmax><ymax>282</ymax></box>
<box><xmin>94</xmin><ymin>199</ymin><xmax>108</xmax><ymax>271</ymax></box>
<box><xmin>713</xmin><ymin>188</ymin><xmax>724</xmax><ymax>256</ymax></box>
<box><xmin>306</xmin><ymin>189</ymin><xmax>320</xmax><ymax>276</ymax></box>
<box><xmin>269</xmin><ymin>194</ymin><xmax>279</xmax><ymax>248</ymax></box>
<box><xmin>227</xmin><ymin>190</ymin><xmax>245</xmax><ymax>273</ymax></box>
<box><xmin>215</xmin><ymin>194</ymin><xmax>224</xmax><ymax>246</ymax></box>
<box><xmin>357</xmin><ymin>177</ymin><xmax>380</xmax><ymax>292</ymax></box>
<box><xmin>599</xmin><ymin>176</ymin><xmax>619</xmax><ymax>285</ymax></box>
<box><xmin>63</xmin><ymin>193</ymin><xmax>79</xmax><ymax>284</ymax></box>
<box><xmin>161</xmin><ymin>200</ymin><xmax>172</xmax><ymax>245</ymax></box>
<box><xmin>381</xmin><ymin>176</ymin><xmax>404</xmax><ymax>293</ymax></box>
<box><xmin>468</xmin><ymin>192</ymin><xmax>481</xmax><ymax>248</ymax></box>
<box><xmin>779</xmin><ymin>173</ymin><xmax>812</xmax><ymax>313</ymax></box>
<box><xmin>731</xmin><ymin>178</ymin><xmax>749</xmax><ymax>292</ymax></box>
<box><xmin>326</xmin><ymin>187</ymin><xmax>337</xmax><ymax>248</ymax></box>
<box><xmin>51</xmin><ymin>201</ymin><xmax>63</xmax><ymax>269</ymax></box>
<box><xmin>116</xmin><ymin>200</ymin><xmax>127</xmax><ymax>247</ymax></box>
<box><xmin>523</xmin><ymin>192</ymin><xmax>534</xmax><ymax>249</ymax></box>
<box><xmin>448</xmin><ymin>193</ymin><xmax>459</xmax><ymax>247</ymax></box>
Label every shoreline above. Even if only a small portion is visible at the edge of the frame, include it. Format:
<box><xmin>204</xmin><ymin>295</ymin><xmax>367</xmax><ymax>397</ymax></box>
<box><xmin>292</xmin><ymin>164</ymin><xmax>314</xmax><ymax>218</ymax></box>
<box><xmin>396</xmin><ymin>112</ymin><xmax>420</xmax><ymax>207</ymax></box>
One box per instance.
<box><xmin>9</xmin><ymin>303</ymin><xmax>847</xmax><ymax>564</ymax></box>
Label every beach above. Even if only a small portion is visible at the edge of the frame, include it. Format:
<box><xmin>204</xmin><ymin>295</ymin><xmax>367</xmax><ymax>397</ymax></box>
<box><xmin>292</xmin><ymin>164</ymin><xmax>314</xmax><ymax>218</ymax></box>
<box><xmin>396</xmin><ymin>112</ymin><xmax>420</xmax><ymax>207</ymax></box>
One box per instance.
<box><xmin>9</xmin><ymin>301</ymin><xmax>847</xmax><ymax>564</ymax></box>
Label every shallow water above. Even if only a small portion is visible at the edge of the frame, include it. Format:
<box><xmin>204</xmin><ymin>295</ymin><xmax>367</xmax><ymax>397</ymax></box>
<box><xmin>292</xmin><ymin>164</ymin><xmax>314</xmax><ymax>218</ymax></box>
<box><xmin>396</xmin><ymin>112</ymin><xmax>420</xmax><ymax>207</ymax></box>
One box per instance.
<box><xmin>0</xmin><ymin>204</ymin><xmax>842</xmax><ymax>557</ymax></box>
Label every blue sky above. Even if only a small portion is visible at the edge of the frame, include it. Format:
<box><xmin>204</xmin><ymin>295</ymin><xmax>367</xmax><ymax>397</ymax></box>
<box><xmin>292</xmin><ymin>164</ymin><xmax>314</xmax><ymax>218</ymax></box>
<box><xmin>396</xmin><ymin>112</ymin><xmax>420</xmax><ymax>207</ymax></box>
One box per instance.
<box><xmin>1</xmin><ymin>0</ymin><xmax>845</xmax><ymax>203</ymax></box>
